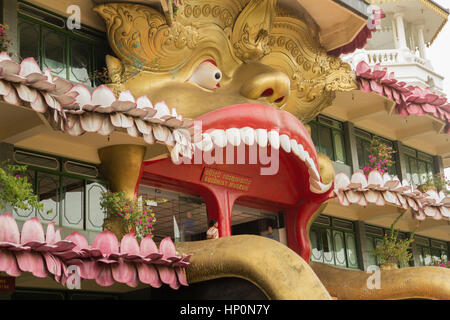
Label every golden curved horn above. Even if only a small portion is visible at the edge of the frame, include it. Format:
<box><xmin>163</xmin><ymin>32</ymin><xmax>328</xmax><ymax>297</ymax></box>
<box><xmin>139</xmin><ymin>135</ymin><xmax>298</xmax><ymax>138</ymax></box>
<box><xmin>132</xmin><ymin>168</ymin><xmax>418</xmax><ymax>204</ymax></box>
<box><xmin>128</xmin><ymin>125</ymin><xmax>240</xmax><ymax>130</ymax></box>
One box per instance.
<box><xmin>311</xmin><ymin>262</ymin><xmax>450</xmax><ymax>300</ymax></box>
<box><xmin>176</xmin><ymin>235</ymin><xmax>331</xmax><ymax>300</ymax></box>
<box><xmin>231</xmin><ymin>0</ymin><xmax>276</xmax><ymax>62</ymax></box>
<box><xmin>94</xmin><ymin>3</ymin><xmax>199</xmax><ymax>72</ymax></box>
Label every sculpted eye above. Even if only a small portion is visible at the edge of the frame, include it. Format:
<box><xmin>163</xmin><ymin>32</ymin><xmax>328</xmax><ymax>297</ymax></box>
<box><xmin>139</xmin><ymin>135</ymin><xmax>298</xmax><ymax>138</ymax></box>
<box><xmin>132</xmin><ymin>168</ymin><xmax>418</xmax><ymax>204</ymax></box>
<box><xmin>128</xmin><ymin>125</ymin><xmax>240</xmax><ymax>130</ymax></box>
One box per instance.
<box><xmin>188</xmin><ymin>60</ymin><xmax>222</xmax><ymax>90</ymax></box>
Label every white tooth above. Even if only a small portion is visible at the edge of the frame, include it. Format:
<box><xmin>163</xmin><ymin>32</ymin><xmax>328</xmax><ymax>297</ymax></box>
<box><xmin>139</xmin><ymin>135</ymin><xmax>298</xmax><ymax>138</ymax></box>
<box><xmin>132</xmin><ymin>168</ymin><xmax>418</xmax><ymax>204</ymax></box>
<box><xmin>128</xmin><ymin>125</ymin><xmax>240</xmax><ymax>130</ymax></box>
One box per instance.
<box><xmin>297</xmin><ymin>143</ymin><xmax>306</xmax><ymax>161</ymax></box>
<box><xmin>240</xmin><ymin>127</ymin><xmax>255</xmax><ymax>146</ymax></box>
<box><xmin>226</xmin><ymin>128</ymin><xmax>241</xmax><ymax>147</ymax></box>
<box><xmin>210</xmin><ymin>129</ymin><xmax>227</xmax><ymax>148</ymax></box>
<box><xmin>268</xmin><ymin>131</ymin><xmax>280</xmax><ymax>150</ymax></box>
<box><xmin>280</xmin><ymin>134</ymin><xmax>291</xmax><ymax>153</ymax></box>
<box><xmin>255</xmin><ymin>129</ymin><xmax>268</xmax><ymax>148</ymax></box>
<box><xmin>290</xmin><ymin>139</ymin><xmax>299</xmax><ymax>157</ymax></box>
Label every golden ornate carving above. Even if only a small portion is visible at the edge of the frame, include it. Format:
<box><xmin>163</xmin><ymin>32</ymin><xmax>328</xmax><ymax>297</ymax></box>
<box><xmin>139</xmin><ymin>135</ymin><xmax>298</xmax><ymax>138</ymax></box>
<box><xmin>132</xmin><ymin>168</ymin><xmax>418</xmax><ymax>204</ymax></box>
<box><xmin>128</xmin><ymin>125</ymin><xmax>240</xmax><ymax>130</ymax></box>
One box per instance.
<box><xmin>93</xmin><ymin>0</ymin><xmax>355</xmax><ymax>123</ymax></box>
<box><xmin>94</xmin><ymin>3</ymin><xmax>199</xmax><ymax>73</ymax></box>
<box><xmin>310</xmin><ymin>262</ymin><xmax>450</xmax><ymax>300</ymax></box>
<box><xmin>231</xmin><ymin>0</ymin><xmax>276</xmax><ymax>61</ymax></box>
<box><xmin>176</xmin><ymin>235</ymin><xmax>332</xmax><ymax>300</ymax></box>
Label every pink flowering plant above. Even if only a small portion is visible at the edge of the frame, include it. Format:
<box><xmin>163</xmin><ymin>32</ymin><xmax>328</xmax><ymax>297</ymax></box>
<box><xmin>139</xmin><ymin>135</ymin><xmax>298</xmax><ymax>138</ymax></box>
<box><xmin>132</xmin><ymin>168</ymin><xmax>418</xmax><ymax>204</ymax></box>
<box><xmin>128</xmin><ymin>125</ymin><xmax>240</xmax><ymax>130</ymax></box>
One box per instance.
<box><xmin>431</xmin><ymin>258</ymin><xmax>450</xmax><ymax>268</ymax></box>
<box><xmin>100</xmin><ymin>191</ymin><xmax>156</xmax><ymax>241</ymax></box>
<box><xmin>363</xmin><ymin>137</ymin><xmax>395</xmax><ymax>176</ymax></box>
<box><xmin>0</xmin><ymin>24</ymin><xmax>13</xmax><ymax>55</ymax></box>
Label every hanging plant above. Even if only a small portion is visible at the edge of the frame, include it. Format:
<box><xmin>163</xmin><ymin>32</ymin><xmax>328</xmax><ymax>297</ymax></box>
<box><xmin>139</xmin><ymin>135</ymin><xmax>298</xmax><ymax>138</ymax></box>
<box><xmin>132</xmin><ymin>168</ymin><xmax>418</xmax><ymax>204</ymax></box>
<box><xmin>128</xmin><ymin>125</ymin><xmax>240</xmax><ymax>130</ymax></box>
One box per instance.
<box><xmin>363</xmin><ymin>137</ymin><xmax>395</xmax><ymax>176</ymax></box>
<box><xmin>0</xmin><ymin>162</ymin><xmax>46</xmax><ymax>213</ymax></box>
<box><xmin>372</xmin><ymin>212</ymin><xmax>415</xmax><ymax>269</ymax></box>
<box><xmin>100</xmin><ymin>191</ymin><xmax>156</xmax><ymax>241</ymax></box>
<box><xmin>172</xmin><ymin>0</ymin><xmax>183</xmax><ymax>17</ymax></box>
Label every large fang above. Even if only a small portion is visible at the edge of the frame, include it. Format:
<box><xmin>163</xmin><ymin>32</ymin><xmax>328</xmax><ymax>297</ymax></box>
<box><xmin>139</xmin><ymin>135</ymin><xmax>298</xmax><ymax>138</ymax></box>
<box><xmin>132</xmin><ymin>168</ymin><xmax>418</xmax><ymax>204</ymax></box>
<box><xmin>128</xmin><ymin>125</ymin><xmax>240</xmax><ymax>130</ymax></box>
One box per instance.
<box><xmin>310</xmin><ymin>178</ymin><xmax>333</xmax><ymax>194</ymax></box>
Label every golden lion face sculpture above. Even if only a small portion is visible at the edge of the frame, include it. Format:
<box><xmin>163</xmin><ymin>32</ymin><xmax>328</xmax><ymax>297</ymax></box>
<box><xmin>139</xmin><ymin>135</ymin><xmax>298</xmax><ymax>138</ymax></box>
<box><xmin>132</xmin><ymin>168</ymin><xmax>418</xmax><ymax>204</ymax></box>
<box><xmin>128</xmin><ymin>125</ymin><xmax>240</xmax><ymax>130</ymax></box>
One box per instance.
<box><xmin>94</xmin><ymin>0</ymin><xmax>356</xmax><ymax>123</ymax></box>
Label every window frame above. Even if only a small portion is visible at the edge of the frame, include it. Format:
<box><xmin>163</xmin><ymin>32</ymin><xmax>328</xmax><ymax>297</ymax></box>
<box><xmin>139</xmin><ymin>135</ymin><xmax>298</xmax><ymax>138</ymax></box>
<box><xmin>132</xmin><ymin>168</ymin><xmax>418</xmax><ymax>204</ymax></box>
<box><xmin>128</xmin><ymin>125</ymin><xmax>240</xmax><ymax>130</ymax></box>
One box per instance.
<box><xmin>310</xmin><ymin>214</ymin><xmax>360</xmax><ymax>270</ymax></box>
<box><xmin>309</xmin><ymin>115</ymin><xmax>347</xmax><ymax>165</ymax></box>
<box><xmin>13</xmin><ymin>147</ymin><xmax>108</xmax><ymax>232</ymax></box>
<box><xmin>17</xmin><ymin>1</ymin><xmax>109</xmax><ymax>87</ymax></box>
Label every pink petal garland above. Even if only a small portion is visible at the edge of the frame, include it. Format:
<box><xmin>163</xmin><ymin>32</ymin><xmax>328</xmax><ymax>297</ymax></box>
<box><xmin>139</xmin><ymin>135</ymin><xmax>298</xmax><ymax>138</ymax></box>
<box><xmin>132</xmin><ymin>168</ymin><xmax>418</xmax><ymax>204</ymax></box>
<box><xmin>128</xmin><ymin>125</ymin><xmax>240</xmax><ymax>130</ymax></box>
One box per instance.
<box><xmin>333</xmin><ymin>171</ymin><xmax>450</xmax><ymax>221</ymax></box>
<box><xmin>0</xmin><ymin>213</ymin><xmax>190</xmax><ymax>289</ymax></box>
<box><xmin>356</xmin><ymin>61</ymin><xmax>450</xmax><ymax>134</ymax></box>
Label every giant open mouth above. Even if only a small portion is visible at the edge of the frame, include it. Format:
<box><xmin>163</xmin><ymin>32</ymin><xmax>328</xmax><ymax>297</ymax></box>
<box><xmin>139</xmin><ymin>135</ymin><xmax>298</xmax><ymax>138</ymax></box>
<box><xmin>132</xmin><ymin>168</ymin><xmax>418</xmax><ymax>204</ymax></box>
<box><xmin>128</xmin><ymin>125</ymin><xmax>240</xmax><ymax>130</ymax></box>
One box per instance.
<box><xmin>171</xmin><ymin>104</ymin><xmax>333</xmax><ymax>195</ymax></box>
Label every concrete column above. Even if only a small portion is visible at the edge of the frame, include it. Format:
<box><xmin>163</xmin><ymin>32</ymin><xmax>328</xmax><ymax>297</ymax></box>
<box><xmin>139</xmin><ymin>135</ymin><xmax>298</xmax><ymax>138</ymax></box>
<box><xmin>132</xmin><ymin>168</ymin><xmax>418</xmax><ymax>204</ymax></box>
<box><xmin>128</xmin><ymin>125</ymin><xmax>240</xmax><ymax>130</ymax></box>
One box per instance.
<box><xmin>355</xmin><ymin>220</ymin><xmax>370</xmax><ymax>271</ymax></box>
<box><xmin>417</xmin><ymin>25</ymin><xmax>427</xmax><ymax>60</ymax></box>
<box><xmin>394</xmin><ymin>12</ymin><xmax>407</xmax><ymax>50</ymax></box>
<box><xmin>98</xmin><ymin>144</ymin><xmax>146</xmax><ymax>240</ymax></box>
<box><xmin>343</xmin><ymin>122</ymin><xmax>359</xmax><ymax>174</ymax></box>
<box><xmin>391</xmin><ymin>18</ymin><xmax>399</xmax><ymax>49</ymax></box>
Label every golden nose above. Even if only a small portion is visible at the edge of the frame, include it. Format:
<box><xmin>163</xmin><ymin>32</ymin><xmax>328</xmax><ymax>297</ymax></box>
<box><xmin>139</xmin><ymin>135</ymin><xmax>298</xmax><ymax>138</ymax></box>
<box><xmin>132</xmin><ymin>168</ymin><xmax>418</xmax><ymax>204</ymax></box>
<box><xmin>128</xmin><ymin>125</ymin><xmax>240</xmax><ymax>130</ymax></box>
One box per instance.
<box><xmin>240</xmin><ymin>69</ymin><xmax>291</xmax><ymax>107</ymax></box>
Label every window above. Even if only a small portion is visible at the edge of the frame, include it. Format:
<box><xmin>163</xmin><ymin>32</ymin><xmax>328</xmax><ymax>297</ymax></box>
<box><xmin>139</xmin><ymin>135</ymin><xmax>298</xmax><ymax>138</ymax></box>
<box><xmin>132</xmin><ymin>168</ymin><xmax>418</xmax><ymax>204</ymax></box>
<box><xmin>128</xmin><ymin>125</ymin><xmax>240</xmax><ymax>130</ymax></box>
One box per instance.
<box><xmin>12</xmin><ymin>148</ymin><xmax>108</xmax><ymax>232</ymax></box>
<box><xmin>309</xmin><ymin>215</ymin><xmax>359</xmax><ymax>269</ymax></box>
<box><xmin>309</xmin><ymin>116</ymin><xmax>347</xmax><ymax>164</ymax></box>
<box><xmin>415</xmin><ymin>236</ymin><xmax>449</xmax><ymax>266</ymax></box>
<box><xmin>365</xmin><ymin>225</ymin><xmax>413</xmax><ymax>268</ymax></box>
<box><xmin>18</xmin><ymin>1</ymin><xmax>110</xmax><ymax>87</ymax></box>
<box><xmin>403</xmin><ymin>146</ymin><xmax>435</xmax><ymax>188</ymax></box>
<box><xmin>355</xmin><ymin>128</ymin><xmax>398</xmax><ymax>176</ymax></box>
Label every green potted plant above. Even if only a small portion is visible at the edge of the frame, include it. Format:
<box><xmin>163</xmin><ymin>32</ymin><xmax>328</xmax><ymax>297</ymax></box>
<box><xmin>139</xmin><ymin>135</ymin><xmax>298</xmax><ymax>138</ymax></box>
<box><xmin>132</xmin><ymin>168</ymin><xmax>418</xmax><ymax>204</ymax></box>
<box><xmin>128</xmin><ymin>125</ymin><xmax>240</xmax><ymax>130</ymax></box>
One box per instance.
<box><xmin>100</xmin><ymin>190</ymin><xmax>156</xmax><ymax>241</ymax></box>
<box><xmin>0</xmin><ymin>162</ymin><xmax>45</xmax><ymax>214</ymax></box>
<box><xmin>418</xmin><ymin>172</ymin><xmax>449</xmax><ymax>195</ymax></box>
<box><xmin>372</xmin><ymin>213</ymin><xmax>415</xmax><ymax>270</ymax></box>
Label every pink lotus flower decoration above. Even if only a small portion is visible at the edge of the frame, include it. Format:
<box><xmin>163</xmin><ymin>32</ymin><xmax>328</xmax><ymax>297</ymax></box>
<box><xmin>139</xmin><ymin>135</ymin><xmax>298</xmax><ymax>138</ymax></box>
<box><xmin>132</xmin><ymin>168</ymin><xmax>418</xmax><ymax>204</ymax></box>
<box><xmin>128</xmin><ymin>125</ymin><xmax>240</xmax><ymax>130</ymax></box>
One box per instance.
<box><xmin>0</xmin><ymin>213</ymin><xmax>190</xmax><ymax>289</ymax></box>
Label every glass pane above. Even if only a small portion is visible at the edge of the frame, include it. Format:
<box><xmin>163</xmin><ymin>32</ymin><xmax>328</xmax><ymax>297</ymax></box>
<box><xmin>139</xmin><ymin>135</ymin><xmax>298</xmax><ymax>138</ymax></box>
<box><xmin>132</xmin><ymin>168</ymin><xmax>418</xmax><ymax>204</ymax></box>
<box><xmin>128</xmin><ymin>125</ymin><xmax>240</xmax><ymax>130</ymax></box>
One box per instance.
<box><xmin>37</xmin><ymin>172</ymin><xmax>59</xmax><ymax>224</ymax></box>
<box><xmin>374</xmin><ymin>239</ymin><xmax>383</xmax><ymax>265</ymax></box>
<box><xmin>409</xmin><ymin>158</ymin><xmax>419</xmax><ymax>186</ymax></box>
<box><xmin>333</xmin><ymin>231</ymin><xmax>346</xmax><ymax>267</ymax></box>
<box><xmin>418</xmin><ymin>161</ymin><xmax>427</xmax><ymax>184</ymax></box>
<box><xmin>423</xmin><ymin>247</ymin><xmax>432</xmax><ymax>266</ymax></box>
<box><xmin>319</xmin><ymin>127</ymin><xmax>334</xmax><ymax>161</ymax></box>
<box><xmin>366</xmin><ymin>236</ymin><xmax>377</xmax><ymax>267</ymax></box>
<box><xmin>333</xmin><ymin>131</ymin><xmax>346</xmax><ymax>163</ymax></box>
<box><xmin>86</xmin><ymin>182</ymin><xmax>106</xmax><ymax>231</ymax></box>
<box><xmin>418</xmin><ymin>247</ymin><xmax>425</xmax><ymax>266</ymax></box>
<box><xmin>19</xmin><ymin>20</ymin><xmax>40</xmax><ymax>63</ymax></box>
<box><xmin>310</xmin><ymin>229</ymin><xmax>323</xmax><ymax>262</ymax></box>
<box><xmin>345</xmin><ymin>233</ymin><xmax>358</xmax><ymax>268</ymax></box>
<box><xmin>322</xmin><ymin>229</ymin><xmax>334</xmax><ymax>265</ymax></box>
<box><xmin>70</xmin><ymin>39</ymin><xmax>91</xmax><ymax>85</ymax></box>
<box><xmin>431</xmin><ymin>248</ymin><xmax>442</xmax><ymax>264</ymax></box>
<box><xmin>13</xmin><ymin>170</ymin><xmax>36</xmax><ymax>221</ymax></box>
<box><xmin>43</xmin><ymin>28</ymin><xmax>66</xmax><ymax>77</ymax></box>
<box><xmin>356</xmin><ymin>138</ymin><xmax>365</xmax><ymax>170</ymax></box>
<box><xmin>62</xmin><ymin>177</ymin><xmax>84</xmax><ymax>229</ymax></box>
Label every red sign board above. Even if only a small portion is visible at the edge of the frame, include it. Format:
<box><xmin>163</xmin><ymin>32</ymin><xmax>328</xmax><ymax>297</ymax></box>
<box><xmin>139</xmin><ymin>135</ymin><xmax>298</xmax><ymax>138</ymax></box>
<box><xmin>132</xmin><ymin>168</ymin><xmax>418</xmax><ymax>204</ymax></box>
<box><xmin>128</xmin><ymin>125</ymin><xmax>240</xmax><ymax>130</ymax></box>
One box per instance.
<box><xmin>201</xmin><ymin>167</ymin><xmax>252</xmax><ymax>192</ymax></box>
<box><xmin>0</xmin><ymin>276</ymin><xmax>15</xmax><ymax>292</ymax></box>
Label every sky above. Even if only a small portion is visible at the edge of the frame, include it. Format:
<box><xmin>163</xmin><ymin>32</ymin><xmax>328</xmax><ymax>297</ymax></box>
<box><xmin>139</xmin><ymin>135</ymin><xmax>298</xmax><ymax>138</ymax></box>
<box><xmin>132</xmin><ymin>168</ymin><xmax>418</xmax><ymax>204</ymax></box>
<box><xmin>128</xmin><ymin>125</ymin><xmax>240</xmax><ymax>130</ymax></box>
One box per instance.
<box><xmin>425</xmin><ymin>0</ymin><xmax>450</xmax><ymax>177</ymax></box>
